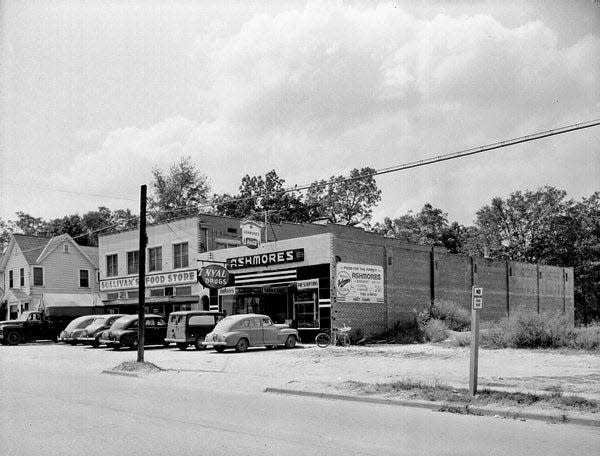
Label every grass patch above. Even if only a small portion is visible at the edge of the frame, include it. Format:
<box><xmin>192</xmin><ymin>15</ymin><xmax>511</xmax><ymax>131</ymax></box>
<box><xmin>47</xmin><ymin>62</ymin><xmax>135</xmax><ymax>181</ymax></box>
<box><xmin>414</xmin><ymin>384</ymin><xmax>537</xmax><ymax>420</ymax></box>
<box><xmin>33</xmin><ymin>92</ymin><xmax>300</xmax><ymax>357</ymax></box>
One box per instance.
<box><xmin>346</xmin><ymin>379</ymin><xmax>599</xmax><ymax>413</ymax></box>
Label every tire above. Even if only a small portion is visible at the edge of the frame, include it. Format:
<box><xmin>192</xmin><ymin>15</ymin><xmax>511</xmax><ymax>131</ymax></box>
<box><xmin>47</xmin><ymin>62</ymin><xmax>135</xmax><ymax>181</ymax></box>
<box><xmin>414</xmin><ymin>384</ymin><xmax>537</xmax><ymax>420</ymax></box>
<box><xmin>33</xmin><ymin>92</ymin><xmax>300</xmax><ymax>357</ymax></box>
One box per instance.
<box><xmin>234</xmin><ymin>338</ymin><xmax>249</xmax><ymax>353</ymax></box>
<box><xmin>113</xmin><ymin>343</ymin><xmax>121</xmax><ymax>350</ymax></box>
<box><xmin>177</xmin><ymin>342</ymin><xmax>188</xmax><ymax>351</ymax></box>
<box><xmin>5</xmin><ymin>331</ymin><xmax>22</xmax><ymax>346</ymax></box>
<box><xmin>91</xmin><ymin>338</ymin><xmax>100</xmax><ymax>348</ymax></box>
<box><xmin>284</xmin><ymin>335</ymin><xmax>297</xmax><ymax>349</ymax></box>
<box><xmin>214</xmin><ymin>346</ymin><xmax>225</xmax><ymax>353</ymax></box>
<box><xmin>315</xmin><ymin>333</ymin><xmax>331</xmax><ymax>348</ymax></box>
<box><xmin>194</xmin><ymin>337</ymin><xmax>206</xmax><ymax>350</ymax></box>
<box><xmin>338</xmin><ymin>333</ymin><xmax>350</xmax><ymax>347</ymax></box>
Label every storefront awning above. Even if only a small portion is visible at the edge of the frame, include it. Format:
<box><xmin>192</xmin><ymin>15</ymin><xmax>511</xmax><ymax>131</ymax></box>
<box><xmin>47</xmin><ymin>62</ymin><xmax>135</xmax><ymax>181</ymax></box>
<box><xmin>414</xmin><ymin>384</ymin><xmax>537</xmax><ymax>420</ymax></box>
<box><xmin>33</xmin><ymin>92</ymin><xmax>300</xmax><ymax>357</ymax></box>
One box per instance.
<box><xmin>37</xmin><ymin>293</ymin><xmax>103</xmax><ymax>317</ymax></box>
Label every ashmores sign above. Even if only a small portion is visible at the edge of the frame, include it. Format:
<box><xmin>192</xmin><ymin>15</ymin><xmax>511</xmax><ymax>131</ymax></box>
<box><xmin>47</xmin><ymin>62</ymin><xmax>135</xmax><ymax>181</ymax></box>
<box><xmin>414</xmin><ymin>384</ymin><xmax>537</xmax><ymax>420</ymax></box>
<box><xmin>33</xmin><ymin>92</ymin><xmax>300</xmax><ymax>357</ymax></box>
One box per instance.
<box><xmin>241</xmin><ymin>220</ymin><xmax>262</xmax><ymax>249</ymax></box>
<box><xmin>100</xmin><ymin>269</ymin><xmax>198</xmax><ymax>292</ymax></box>
<box><xmin>335</xmin><ymin>263</ymin><xmax>384</xmax><ymax>303</ymax></box>
<box><xmin>226</xmin><ymin>248</ymin><xmax>305</xmax><ymax>269</ymax></box>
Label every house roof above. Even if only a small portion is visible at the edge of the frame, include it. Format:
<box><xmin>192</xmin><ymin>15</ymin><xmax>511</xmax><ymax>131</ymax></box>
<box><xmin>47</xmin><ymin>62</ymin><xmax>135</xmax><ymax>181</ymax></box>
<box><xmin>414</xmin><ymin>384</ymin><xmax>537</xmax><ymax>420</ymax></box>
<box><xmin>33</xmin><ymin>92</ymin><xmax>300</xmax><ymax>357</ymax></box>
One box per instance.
<box><xmin>12</xmin><ymin>234</ymin><xmax>52</xmax><ymax>264</ymax></box>
<box><xmin>80</xmin><ymin>246</ymin><xmax>99</xmax><ymax>267</ymax></box>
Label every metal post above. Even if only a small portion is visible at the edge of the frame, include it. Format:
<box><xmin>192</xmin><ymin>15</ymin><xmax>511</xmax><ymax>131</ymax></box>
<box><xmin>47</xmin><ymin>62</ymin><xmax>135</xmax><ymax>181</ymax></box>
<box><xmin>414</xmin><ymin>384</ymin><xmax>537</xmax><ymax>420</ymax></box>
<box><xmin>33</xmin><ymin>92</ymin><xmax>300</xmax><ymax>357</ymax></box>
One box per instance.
<box><xmin>469</xmin><ymin>307</ymin><xmax>480</xmax><ymax>395</ymax></box>
<box><xmin>137</xmin><ymin>185</ymin><xmax>147</xmax><ymax>363</ymax></box>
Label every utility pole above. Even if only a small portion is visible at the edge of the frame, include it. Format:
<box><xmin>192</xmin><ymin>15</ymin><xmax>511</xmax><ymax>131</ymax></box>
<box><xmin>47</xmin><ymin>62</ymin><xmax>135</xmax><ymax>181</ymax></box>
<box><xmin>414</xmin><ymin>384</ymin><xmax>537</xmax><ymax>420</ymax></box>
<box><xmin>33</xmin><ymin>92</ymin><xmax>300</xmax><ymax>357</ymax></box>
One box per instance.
<box><xmin>137</xmin><ymin>185</ymin><xmax>147</xmax><ymax>363</ymax></box>
<box><xmin>264</xmin><ymin>210</ymin><xmax>268</xmax><ymax>243</ymax></box>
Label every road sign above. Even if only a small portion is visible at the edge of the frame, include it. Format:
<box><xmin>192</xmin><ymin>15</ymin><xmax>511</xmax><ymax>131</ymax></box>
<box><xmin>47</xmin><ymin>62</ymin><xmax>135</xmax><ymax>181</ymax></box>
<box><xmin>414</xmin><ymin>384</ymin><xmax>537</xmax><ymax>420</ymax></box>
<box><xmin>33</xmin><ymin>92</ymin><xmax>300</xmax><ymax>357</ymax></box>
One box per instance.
<box><xmin>472</xmin><ymin>287</ymin><xmax>483</xmax><ymax>297</ymax></box>
<box><xmin>473</xmin><ymin>297</ymin><xmax>483</xmax><ymax>310</ymax></box>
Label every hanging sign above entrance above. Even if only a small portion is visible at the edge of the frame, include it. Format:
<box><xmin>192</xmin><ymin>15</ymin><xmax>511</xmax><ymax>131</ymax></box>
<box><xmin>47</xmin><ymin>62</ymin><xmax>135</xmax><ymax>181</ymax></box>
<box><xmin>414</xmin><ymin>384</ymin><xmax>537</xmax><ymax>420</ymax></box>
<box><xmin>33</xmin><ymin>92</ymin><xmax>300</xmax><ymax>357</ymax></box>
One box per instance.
<box><xmin>241</xmin><ymin>220</ymin><xmax>263</xmax><ymax>249</ymax></box>
<box><xmin>336</xmin><ymin>263</ymin><xmax>384</xmax><ymax>303</ymax></box>
<box><xmin>199</xmin><ymin>264</ymin><xmax>231</xmax><ymax>289</ymax></box>
<box><xmin>226</xmin><ymin>248</ymin><xmax>305</xmax><ymax>269</ymax></box>
<box><xmin>297</xmin><ymin>279</ymin><xmax>319</xmax><ymax>290</ymax></box>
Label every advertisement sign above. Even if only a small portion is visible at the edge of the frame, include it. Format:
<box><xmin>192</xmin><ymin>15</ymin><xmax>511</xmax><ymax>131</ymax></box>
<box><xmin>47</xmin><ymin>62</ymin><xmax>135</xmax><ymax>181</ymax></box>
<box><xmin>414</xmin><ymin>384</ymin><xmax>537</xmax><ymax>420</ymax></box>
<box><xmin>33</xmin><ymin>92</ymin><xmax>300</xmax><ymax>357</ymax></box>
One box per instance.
<box><xmin>226</xmin><ymin>248</ymin><xmax>305</xmax><ymax>269</ymax></box>
<box><xmin>100</xmin><ymin>269</ymin><xmax>198</xmax><ymax>291</ymax></box>
<box><xmin>218</xmin><ymin>287</ymin><xmax>236</xmax><ymax>296</ymax></box>
<box><xmin>241</xmin><ymin>220</ymin><xmax>263</xmax><ymax>249</ymax></box>
<box><xmin>199</xmin><ymin>264</ymin><xmax>231</xmax><ymax>289</ymax></box>
<box><xmin>335</xmin><ymin>263</ymin><xmax>384</xmax><ymax>303</ymax></box>
<box><xmin>297</xmin><ymin>279</ymin><xmax>319</xmax><ymax>290</ymax></box>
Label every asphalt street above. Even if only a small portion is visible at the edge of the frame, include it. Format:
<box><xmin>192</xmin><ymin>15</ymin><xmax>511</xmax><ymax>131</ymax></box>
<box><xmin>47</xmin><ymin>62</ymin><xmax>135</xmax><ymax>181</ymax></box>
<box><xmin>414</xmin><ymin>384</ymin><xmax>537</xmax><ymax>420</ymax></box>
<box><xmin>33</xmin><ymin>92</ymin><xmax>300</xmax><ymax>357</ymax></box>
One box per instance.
<box><xmin>1</xmin><ymin>344</ymin><xmax>598</xmax><ymax>455</ymax></box>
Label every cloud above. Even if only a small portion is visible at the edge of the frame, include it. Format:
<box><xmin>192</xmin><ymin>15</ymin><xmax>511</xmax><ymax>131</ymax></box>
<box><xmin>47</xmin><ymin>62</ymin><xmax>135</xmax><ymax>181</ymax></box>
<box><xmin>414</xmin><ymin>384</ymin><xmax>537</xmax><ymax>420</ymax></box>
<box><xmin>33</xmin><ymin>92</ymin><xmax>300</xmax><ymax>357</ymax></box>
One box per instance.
<box><xmin>47</xmin><ymin>2</ymin><xmax>600</xmax><ymax>223</ymax></box>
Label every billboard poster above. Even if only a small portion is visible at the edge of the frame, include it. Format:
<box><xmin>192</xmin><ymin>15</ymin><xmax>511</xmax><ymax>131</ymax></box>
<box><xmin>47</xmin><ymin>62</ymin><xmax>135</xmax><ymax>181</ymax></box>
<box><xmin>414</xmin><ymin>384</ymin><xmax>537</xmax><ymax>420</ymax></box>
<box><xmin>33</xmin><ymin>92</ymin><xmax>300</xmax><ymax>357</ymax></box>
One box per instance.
<box><xmin>335</xmin><ymin>263</ymin><xmax>384</xmax><ymax>303</ymax></box>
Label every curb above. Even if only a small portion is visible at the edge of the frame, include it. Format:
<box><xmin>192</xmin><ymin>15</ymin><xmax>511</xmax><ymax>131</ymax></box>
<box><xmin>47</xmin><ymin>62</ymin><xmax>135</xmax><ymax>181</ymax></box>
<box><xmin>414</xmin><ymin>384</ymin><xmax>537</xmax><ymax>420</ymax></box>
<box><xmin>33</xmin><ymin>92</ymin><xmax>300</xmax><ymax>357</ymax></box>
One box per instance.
<box><xmin>101</xmin><ymin>370</ymin><xmax>140</xmax><ymax>378</ymax></box>
<box><xmin>264</xmin><ymin>388</ymin><xmax>600</xmax><ymax>428</ymax></box>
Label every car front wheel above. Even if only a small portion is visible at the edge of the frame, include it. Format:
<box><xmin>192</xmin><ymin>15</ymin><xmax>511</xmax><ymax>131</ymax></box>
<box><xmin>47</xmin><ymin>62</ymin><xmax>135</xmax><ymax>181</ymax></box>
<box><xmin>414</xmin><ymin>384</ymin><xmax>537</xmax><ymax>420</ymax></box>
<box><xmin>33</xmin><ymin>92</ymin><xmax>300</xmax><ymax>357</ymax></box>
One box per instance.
<box><xmin>194</xmin><ymin>337</ymin><xmax>206</xmax><ymax>350</ymax></box>
<box><xmin>235</xmin><ymin>338</ymin><xmax>249</xmax><ymax>353</ymax></box>
<box><xmin>284</xmin><ymin>335</ymin><xmax>297</xmax><ymax>349</ymax></box>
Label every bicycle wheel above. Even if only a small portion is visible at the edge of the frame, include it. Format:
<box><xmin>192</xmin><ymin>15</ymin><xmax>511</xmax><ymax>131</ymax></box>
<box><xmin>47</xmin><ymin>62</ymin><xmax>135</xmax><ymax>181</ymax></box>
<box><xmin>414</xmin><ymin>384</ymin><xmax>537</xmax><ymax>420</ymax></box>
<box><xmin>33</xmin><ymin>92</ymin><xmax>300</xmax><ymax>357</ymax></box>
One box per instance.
<box><xmin>315</xmin><ymin>332</ymin><xmax>331</xmax><ymax>348</ymax></box>
<box><xmin>338</xmin><ymin>333</ymin><xmax>350</xmax><ymax>347</ymax></box>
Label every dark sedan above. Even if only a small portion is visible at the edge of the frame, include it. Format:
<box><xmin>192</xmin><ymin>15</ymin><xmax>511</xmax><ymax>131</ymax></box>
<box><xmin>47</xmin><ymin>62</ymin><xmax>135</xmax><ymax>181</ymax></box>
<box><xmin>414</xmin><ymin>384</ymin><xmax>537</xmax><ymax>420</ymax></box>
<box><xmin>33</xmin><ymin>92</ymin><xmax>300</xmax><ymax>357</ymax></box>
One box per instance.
<box><xmin>79</xmin><ymin>314</ymin><xmax>127</xmax><ymax>347</ymax></box>
<box><xmin>99</xmin><ymin>314</ymin><xmax>169</xmax><ymax>350</ymax></box>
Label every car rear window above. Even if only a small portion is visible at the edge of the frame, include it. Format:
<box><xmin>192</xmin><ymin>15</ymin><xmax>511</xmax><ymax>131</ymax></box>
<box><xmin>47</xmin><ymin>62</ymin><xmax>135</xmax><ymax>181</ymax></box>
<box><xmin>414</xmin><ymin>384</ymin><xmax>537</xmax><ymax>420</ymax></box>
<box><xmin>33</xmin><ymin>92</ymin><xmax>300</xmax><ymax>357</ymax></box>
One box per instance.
<box><xmin>213</xmin><ymin>316</ymin><xmax>236</xmax><ymax>332</ymax></box>
<box><xmin>189</xmin><ymin>315</ymin><xmax>216</xmax><ymax>326</ymax></box>
<box><xmin>92</xmin><ymin>317</ymin><xmax>107</xmax><ymax>325</ymax></box>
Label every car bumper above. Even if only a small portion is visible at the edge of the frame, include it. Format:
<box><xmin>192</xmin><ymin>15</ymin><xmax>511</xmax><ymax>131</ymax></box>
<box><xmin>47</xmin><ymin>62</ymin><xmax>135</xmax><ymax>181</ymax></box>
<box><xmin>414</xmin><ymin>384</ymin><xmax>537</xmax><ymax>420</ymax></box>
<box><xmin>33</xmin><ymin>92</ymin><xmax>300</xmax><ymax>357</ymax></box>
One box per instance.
<box><xmin>164</xmin><ymin>338</ymin><xmax>188</xmax><ymax>344</ymax></box>
<box><xmin>202</xmin><ymin>341</ymin><xmax>227</xmax><ymax>346</ymax></box>
<box><xmin>79</xmin><ymin>337</ymin><xmax>98</xmax><ymax>343</ymax></box>
<box><xmin>99</xmin><ymin>339</ymin><xmax>118</xmax><ymax>346</ymax></box>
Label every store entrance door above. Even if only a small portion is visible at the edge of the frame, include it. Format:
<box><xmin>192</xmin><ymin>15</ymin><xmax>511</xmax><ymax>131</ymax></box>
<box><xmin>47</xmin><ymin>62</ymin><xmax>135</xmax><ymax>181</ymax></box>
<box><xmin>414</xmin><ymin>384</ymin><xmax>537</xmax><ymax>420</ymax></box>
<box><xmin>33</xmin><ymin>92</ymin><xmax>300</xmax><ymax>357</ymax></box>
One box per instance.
<box><xmin>293</xmin><ymin>289</ymin><xmax>319</xmax><ymax>329</ymax></box>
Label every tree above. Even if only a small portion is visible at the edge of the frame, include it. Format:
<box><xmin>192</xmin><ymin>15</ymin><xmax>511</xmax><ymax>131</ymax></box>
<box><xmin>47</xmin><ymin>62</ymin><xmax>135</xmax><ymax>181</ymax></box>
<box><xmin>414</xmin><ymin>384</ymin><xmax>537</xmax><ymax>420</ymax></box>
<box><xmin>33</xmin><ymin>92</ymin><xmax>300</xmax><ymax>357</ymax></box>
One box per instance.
<box><xmin>0</xmin><ymin>218</ymin><xmax>15</xmax><ymax>253</ymax></box>
<box><xmin>214</xmin><ymin>170</ymin><xmax>309</xmax><ymax>223</ymax></box>
<box><xmin>149</xmin><ymin>156</ymin><xmax>210</xmax><ymax>222</ymax></box>
<box><xmin>306</xmin><ymin>167</ymin><xmax>382</xmax><ymax>226</ymax></box>
<box><xmin>12</xmin><ymin>212</ymin><xmax>47</xmax><ymax>236</ymax></box>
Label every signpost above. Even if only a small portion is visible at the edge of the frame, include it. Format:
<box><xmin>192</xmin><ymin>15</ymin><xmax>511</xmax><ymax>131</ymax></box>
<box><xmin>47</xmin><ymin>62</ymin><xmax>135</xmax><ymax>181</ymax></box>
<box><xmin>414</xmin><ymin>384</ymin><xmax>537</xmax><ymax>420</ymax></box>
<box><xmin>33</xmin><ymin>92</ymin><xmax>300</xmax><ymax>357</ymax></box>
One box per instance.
<box><xmin>469</xmin><ymin>286</ymin><xmax>483</xmax><ymax>395</ymax></box>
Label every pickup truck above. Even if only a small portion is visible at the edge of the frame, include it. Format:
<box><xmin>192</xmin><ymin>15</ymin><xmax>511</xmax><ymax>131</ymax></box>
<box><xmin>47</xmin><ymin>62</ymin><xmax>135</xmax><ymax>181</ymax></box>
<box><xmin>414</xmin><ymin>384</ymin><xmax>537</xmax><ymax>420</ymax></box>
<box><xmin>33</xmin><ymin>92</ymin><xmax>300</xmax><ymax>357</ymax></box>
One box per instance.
<box><xmin>0</xmin><ymin>311</ymin><xmax>69</xmax><ymax>345</ymax></box>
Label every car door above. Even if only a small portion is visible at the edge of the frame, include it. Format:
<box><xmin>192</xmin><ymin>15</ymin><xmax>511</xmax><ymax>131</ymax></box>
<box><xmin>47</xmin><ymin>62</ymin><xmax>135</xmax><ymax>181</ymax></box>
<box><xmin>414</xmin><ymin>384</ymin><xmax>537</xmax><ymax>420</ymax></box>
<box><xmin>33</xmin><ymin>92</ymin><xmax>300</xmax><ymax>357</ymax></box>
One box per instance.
<box><xmin>261</xmin><ymin>317</ymin><xmax>279</xmax><ymax>345</ymax></box>
<box><xmin>155</xmin><ymin>317</ymin><xmax>167</xmax><ymax>344</ymax></box>
<box><xmin>144</xmin><ymin>317</ymin><xmax>157</xmax><ymax>345</ymax></box>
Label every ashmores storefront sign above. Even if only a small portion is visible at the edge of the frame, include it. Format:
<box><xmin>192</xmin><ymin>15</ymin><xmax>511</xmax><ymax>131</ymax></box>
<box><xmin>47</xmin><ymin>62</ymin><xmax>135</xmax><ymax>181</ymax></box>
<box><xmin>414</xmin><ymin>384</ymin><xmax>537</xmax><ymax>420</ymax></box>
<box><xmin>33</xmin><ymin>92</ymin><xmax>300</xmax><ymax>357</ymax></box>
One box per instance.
<box><xmin>226</xmin><ymin>248</ymin><xmax>305</xmax><ymax>269</ymax></box>
<box><xmin>335</xmin><ymin>263</ymin><xmax>384</xmax><ymax>303</ymax></box>
<box><xmin>100</xmin><ymin>269</ymin><xmax>198</xmax><ymax>292</ymax></box>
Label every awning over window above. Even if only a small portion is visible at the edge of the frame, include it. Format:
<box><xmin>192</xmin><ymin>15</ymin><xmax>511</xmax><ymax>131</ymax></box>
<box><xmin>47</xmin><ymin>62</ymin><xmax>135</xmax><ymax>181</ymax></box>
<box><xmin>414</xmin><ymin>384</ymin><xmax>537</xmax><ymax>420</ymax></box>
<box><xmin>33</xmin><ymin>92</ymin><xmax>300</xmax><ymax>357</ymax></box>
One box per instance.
<box><xmin>37</xmin><ymin>293</ymin><xmax>103</xmax><ymax>317</ymax></box>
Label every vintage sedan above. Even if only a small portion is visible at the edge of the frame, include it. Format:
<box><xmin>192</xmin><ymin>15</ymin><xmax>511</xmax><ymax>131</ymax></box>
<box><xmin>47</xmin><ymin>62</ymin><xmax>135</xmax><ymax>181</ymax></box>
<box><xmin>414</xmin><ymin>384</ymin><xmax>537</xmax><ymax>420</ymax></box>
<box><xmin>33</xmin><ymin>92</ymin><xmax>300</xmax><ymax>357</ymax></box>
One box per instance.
<box><xmin>203</xmin><ymin>314</ymin><xmax>300</xmax><ymax>352</ymax></box>
<box><xmin>58</xmin><ymin>315</ymin><xmax>97</xmax><ymax>345</ymax></box>
<box><xmin>79</xmin><ymin>314</ymin><xmax>126</xmax><ymax>347</ymax></box>
<box><xmin>165</xmin><ymin>311</ymin><xmax>224</xmax><ymax>350</ymax></box>
<box><xmin>99</xmin><ymin>314</ymin><xmax>169</xmax><ymax>350</ymax></box>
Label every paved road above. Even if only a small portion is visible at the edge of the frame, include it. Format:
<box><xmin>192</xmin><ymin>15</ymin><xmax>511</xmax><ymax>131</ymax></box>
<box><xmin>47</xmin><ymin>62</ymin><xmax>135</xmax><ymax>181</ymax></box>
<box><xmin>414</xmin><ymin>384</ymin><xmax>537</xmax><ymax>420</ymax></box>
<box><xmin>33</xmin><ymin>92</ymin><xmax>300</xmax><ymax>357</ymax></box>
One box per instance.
<box><xmin>1</xmin><ymin>345</ymin><xmax>598</xmax><ymax>455</ymax></box>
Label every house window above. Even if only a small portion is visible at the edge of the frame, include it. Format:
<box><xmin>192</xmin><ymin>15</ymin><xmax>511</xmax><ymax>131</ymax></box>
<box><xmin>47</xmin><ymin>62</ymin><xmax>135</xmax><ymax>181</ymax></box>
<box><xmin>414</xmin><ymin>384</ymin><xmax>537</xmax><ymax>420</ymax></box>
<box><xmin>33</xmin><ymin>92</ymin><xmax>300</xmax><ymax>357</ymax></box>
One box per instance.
<box><xmin>127</xmin><ymin>250</ymin><xmax>139</xmax><ymax>275</ymax></box>
<box><xmin>173</xmin><ymin>242</ymin><xmax>189</xmax><ymax>269</ymax></box>
<box><xmin>148</xmin><ymin>247</ymin><xmax>162</xmax><ymax>272</ymax></box>
<box><xmin>33</xmin><ymin>267</ymin><xmax>44</xmax><ymax>286</ymax></box>
<box><xmin>9</xmin><ymin>270</ymin><xmax>13</xmax><ymax>288</ymax></box>
<box><xmin>79</xmin><ymin>270</ymin><xmax>89</xmax><ymax>288</ymax></box>
<box><xmin>20</xmin><ymin>268</ymin><xmax>25</xmax><ymax>287</ymax></box>
<box><xmin>64</xmin><ymin>244</ymin><xmax>69</xmax><ymax>253</ymax></box>
<box><xmin>106</xmin><ymin>254</ymin><xmax>118</xmax><ymax>277</ymax></box>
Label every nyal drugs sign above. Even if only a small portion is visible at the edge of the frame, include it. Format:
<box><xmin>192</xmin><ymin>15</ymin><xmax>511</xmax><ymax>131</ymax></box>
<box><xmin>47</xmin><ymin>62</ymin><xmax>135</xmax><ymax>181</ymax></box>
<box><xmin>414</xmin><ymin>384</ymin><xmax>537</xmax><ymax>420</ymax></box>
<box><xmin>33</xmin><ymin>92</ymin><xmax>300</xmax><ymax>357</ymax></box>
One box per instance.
<box><xmin>199</xmin><ymin>264</ymin><xmax>231</xmax><ymax>289</ymax></box>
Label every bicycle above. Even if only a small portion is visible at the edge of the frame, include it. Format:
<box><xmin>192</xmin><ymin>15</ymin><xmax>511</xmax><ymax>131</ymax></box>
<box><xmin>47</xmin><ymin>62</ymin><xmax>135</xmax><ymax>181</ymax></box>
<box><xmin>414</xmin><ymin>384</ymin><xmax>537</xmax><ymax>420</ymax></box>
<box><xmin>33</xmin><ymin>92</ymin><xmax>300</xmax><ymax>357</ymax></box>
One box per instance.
<box><xmin>315</xmin><ymin>326</ymin><xmax>351</xmax><ymax>348</ymax></box>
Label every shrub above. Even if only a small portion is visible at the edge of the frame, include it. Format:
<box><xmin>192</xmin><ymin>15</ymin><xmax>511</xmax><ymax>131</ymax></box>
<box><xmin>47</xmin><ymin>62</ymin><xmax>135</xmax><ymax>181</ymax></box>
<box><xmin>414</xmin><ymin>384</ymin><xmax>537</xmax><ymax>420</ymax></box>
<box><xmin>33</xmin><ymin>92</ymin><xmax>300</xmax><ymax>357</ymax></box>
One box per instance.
<box><xmin>419</xmin><ymin>299</ymin><xmax>470</xmax><ymax>331</ymax></box>
<box><xmin>571</xmin><ymin>325</ymin><xmax>600</xmax><ymax>350</ymax></box>
<box><xmin>366</xmin><ymin>314</ymin><xmax>424</xmax><ymax>344</ymax></box>
<box><xmin>424</xmin><ymin>319</ymin><xmax>448</xmax><ymax>342</ymax></box>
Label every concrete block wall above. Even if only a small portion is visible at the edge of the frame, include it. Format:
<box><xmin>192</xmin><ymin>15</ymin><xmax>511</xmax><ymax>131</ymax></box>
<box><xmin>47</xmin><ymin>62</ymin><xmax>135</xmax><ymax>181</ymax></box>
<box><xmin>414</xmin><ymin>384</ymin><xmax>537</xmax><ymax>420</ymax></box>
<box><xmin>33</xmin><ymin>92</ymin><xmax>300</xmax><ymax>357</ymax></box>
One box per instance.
<box><xmin>472</xmin><ymin>258</ymin><xmax>509</xmax><ymax>321</ymax></box>
<box><xmin>508</xmin><ymin>262</ymin><xmax>538</xmax><ymax>313</ymax></box>
<box><xmin>433</xmin><ymin>252</ymin><xmax>471</xmax><ymax>311</ymax></box>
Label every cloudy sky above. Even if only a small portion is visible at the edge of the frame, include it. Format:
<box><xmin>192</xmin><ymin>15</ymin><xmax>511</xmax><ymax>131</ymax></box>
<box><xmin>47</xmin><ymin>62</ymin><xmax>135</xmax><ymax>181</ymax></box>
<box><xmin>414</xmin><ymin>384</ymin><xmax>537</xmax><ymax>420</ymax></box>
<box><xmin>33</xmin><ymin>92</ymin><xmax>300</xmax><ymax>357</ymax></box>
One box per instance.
<box><xmin>1</xmin><ymin>0</ymin><xmax>598</xmax><ymax>227</ymax></box>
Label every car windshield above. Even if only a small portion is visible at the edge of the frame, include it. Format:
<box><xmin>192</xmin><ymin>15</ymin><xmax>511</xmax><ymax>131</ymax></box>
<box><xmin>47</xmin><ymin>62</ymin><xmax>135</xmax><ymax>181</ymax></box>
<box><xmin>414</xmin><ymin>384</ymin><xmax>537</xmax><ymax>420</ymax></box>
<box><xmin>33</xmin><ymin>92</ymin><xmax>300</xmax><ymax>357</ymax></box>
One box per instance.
<box><xmin>213</xmin><ymin>316</ymin><xmax>237</xmax><ymax>332</ymax></box>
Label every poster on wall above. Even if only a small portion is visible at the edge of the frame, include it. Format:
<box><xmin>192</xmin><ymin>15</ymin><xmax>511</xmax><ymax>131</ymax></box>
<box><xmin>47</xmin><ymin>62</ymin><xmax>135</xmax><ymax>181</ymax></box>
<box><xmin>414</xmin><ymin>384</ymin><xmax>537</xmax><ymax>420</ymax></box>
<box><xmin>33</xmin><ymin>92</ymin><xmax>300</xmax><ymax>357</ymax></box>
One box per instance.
<box><xmin>335</xmin><ymin>263</ymin><xmax>384</xmax><ymax>303</ymax></box>
<box><xmin>241</xmin><ymin>220</ymin><xmax>263</xmax><ymax>249</ymax></box>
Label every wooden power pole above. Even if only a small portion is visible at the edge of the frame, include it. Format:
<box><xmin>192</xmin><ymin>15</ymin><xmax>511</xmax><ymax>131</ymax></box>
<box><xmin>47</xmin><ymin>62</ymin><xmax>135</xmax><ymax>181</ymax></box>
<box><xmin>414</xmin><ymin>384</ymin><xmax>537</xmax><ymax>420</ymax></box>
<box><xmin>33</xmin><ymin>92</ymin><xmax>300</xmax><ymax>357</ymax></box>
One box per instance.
<box><xmin>137</xmin><ymin>184</ymin><xmax>147</xmax><ymax>363</ymax></box>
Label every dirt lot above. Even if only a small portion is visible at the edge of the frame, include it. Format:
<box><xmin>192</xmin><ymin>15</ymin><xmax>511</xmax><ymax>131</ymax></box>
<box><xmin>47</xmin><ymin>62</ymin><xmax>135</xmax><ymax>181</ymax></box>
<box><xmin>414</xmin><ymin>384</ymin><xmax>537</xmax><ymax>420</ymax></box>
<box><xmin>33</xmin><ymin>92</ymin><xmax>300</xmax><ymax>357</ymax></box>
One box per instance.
<box><xmin>3</xmin><ymin>342</ymin><xmax>599</xmax><ymax>420</ymax></box>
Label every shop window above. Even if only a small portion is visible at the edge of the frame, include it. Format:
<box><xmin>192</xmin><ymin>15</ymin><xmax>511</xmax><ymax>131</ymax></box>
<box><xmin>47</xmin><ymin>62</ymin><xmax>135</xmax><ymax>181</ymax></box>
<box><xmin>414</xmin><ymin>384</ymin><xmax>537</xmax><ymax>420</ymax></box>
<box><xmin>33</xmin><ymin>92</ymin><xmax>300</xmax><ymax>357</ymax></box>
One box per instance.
<box><xmin>33</xmin><ymin>267</ymin><xmax>44</xmax><ymax>286</ymax></box>
<box><xmin>127</xmin><ymin>250</ymin><xmax>139</xmax><ymax>275</ymax></box>
<box><xmin>79</xmin><ymin>270</ymin><xmax>89</xmax><ymax>288</ymax></box>
<box><xmin>127</xmin><ymin>291</ymin><xmax>139</xmax><ymax>299</ymax></box>
<box><xmin>106</xmin><ymin>292</ymin><xmax>119</xmax><ymax>300</ymax></box>
<box><xmin>20</xmin><ymin>268</ymin><xmax>25</xmax><ymax>287</ymax></box>
<box><xmin>148</xmin><ymin>247</ymin><xmax>162</xmax><ymax>272</ymax></box>
<box><xmin>165</xmin><ymin>287</ymin><xmax>174</xmax><ymax>296</ymax></box>
<box><xmin>173</xmin><ymin>242</ymin><xmax>189</xmax><ymax>269</ymax></box>
<box><xmin>227</xmin><ymin>227</ymin><xmax>237</xmax><ymax>234</ymax></box>
<box><xmin>9</xmin><ymin>270</ymin><xmax>13</xmax><ymax>288</ymax></box>
<box><xmin>175</xmin><ymin>286</ymin><xmax>192</xmax><ymax>296</ymax></box>
<box><xmin>106</xmin><ymin>254</ymin><xmax>118</xmax><ymax>277</ymax></box>
<box><xmin>150</xmin><ymin>288</ymin><xmax>164</xmax><ymax>297</ymax></box>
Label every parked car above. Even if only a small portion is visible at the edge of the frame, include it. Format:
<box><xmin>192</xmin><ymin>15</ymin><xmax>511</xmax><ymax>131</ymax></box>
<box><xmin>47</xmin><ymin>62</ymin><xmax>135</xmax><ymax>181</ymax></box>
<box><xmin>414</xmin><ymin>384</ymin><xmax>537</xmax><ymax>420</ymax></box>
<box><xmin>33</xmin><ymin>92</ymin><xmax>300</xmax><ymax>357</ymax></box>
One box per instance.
<box><xmin>165</xmin><ymin>311</ymin><xmax>224</xmax><ymax>350</ymax></box>
<box><xmin>99</xmin><ymin>314</ymin><xmax>169</xmax><ymax>350</ymax></box>
<box><xmin>79</xmin><ymin>314</ymin><xmax>127</xmax><ymax>347</ymax></box>
<box><xmin>58</xmin><ymin>315</ymin><xmax>98</xmax><ymax>345</ymax></box>
<box><xmin>203</xmin><ymin>314</ymin><xmax>299</xmax><ymax>352</ymax></box>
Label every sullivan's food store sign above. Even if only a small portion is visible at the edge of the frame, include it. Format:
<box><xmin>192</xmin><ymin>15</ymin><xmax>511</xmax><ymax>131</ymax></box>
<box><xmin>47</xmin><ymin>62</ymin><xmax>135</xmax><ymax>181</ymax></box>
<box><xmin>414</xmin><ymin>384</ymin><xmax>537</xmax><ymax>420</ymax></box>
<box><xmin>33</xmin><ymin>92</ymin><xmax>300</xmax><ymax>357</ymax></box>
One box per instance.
<box><xmin>226</xmin><ymin>248</ymin><xmax>304</xmax><ymax>269</ymax></box>
<box><xmin>100</xmin><ymin>269</ymin><xmax>198</xmax><ymax>291</ymax></box>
